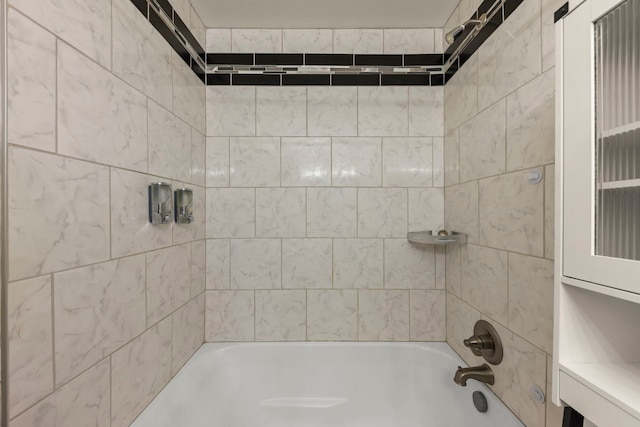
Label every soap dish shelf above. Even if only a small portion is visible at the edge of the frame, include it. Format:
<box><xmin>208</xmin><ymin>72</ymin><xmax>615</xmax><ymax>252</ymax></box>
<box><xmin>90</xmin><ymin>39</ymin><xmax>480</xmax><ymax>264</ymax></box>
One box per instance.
<box><xmin>407</xmin><ymin>230</ymin><xmax>467</xmax><ymax>245</ymax></box>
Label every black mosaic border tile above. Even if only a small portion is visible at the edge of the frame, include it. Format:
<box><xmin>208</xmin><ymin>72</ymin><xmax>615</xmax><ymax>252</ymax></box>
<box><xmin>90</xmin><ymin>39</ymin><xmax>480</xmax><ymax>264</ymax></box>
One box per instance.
<box><xmin>127</xmin><ymin>0</ymin><xmax>532</xmax><ymax>87</ymax></box>
<box><xmin>129</xmin><ymin>0</ymin><xmax>206</xmax><ymax>82</ymax></box>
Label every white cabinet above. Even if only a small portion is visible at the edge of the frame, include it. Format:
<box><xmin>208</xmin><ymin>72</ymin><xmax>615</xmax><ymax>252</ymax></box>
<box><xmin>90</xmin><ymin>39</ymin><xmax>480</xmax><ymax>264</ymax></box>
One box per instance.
<box><xmin>556</xmin><ymin>0</ymin><xmax>640</xmax><ymax>425</ymax></box>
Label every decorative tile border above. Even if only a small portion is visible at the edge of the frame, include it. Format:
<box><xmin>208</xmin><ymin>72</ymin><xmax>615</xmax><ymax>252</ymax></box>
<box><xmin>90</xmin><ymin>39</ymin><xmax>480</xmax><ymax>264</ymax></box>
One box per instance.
<box><xmin>131</xmin><ymin>0</ymin><xmax>206</xmax><ymax>83</ymax></box>
<box><xmin>128</xmin><ymin>0</ymin><xmax>530</xmax><ymax>86</ymax></box>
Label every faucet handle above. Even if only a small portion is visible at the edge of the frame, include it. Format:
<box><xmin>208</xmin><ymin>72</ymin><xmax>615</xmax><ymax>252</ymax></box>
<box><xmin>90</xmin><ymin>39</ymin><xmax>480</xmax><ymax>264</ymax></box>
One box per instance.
<box><xmin>462</xmin><ymin>320</ymin><xmax>504</xmax><ymax>365</ymax></box>
<box><xmin>463</xmin><ymin>334</ymin><xmax>495</xmax><ymax>356</ymax></box>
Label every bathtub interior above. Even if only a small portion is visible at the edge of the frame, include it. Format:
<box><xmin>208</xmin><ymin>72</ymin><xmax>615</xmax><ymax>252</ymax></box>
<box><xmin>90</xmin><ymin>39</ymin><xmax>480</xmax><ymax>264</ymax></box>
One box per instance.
<box><xmin>132</xmin><ymin>342</ymin><xmax>524</xmax><ymax>427</ymax></box>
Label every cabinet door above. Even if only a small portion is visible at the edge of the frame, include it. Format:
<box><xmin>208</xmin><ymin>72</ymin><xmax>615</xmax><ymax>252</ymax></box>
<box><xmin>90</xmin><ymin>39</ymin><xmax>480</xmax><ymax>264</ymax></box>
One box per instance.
<box><xmin>563</xmin><ymin>0</ymin><xmax>640</xmax><ymax>293</ymax></box>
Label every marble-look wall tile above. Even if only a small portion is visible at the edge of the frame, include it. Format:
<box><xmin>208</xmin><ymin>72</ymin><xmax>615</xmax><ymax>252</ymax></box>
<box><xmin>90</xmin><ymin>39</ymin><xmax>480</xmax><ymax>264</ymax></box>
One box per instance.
<box><xmin>172</xmin><ymin>51</ymin><xmax>206</xmax><ymax>133</ymax></box>
<box><xmin>382</xmin><ymin>137</ymin><xmax>433</xmax><ymax>187</ymax></box>
<box><xmin>477</xmin><ymin>0</ymin><xmax>541</xmax><ymax>110</ymax></box>
<box><xmin>112</xmin><ymin>0</ymin><xmax>172</xmax><ymax>109</ymax></box>
<box><xmin>170</xmin><ymin>0</ymin><xmax>191</xmax><ymax>26</ymax></box>
<box><xmin>206</xmin><ymin>87</ymin><xmax>256</xmax><ymax>137</ymax></box>
<box><xmin>446</xmin><ymin>293</ymin><xmax>482</xmax><ymax>366</ymax></box>
<box><xmin>358</xmin><ymin>188</ymin><xmax>408</xmax><ymax>238</ymax></box>
<box><xmin>436</xmin><ymin>247</ymin><xmax>446</xmax><ymax>289</ymax></box>
<box><xmin>542</xmin><ymin>0</ymin><xmax>566</xmax><ymax>71</ymax></box>
<box><xmin>110</xmin><ymin>168</ymin><xmax>172</xmax><ymax>258</ymax></box>
<box><xmin>8</xmin><ymin>275</ymin><xmax>53</xmax><ymax>417</ymax></box>
<box><xmin>307</xmin><ymin>290</ymin><xmax>358</xmax><ymax>341</ymax></box>
<box><xmin>9</xmin><ymin>148</ymin><xmax>110</xmax><ymax>281</ymax></box>
<box><xmin>172</xmin><ymin>184</ymin><xmax>205</xmax><ymax>243</ymax></box>
<box><xmin>410</xmin><ymin>290</ymin><xmax>446</xmax><ymax>341</ymax></box>
<box><xmin>206</xmin><ymin>239</ymin><xmax>230</xmax><ymax>289</ymax></box>
<box><xmin>445</xmin><ymin>245</ymin><xmax>462</xmax><ymax>297</ymax></box>
<box><xmin>358</xmin><ymin>87</ymin><xmax>409</xmax><ymax>136</ymax></box>
<box><xmin>434</xmin><ymin>29</ymin><xmax>444</xmax><ymax>54</ymax></box>
<box><xmin>489</xmin><ymin>320</ymin><xmax>547</xmax><ymax>427</ymax></box>
<box><xmin>282</xmin><ymin>239</ymin><xmax>332</xmax><ymax>289</ymax></box>
<box><xmin>333</xmin><ymin>29</ymin><xmax>383</xmax><ymax>54</ymax></box>
<box><xmin>461</xmin><ymin>245</ymin><xmax>509</xmax><ymax>325</ymax></box>
<box><xmin>307</xmin><ymin>188</ymin><xmax>357</xmax><ymax>237</ymax></box>
<box><xmin>307</xmin><ymin>87</ymin><xmax>358</xmax><ymax>136</ymax></box>
<box><xmin>332</xmin><ymin>137</ymin><xmax>382</xmax><ymax>186</ymax></box>
<box><xmin>148</xmin><ymin>100</ymin><xmax>192</xmax><ymax>182</ymax></box>
<box><xmin>172</xmin><ymin>294</ymin><xmax>205</xmax><ymax>374</ymax></box>
<box><xmin>205</xmin><ymin>290</ymin><xmax>254</xmax><ymax>341</ymax></box>
<box><xmin>232</xmin><ymin>29</ymin><xmax>282</xmax><ymax>53</ymax></box>
<box><xmin>444</xmin><ymin>181</ymin><xmax>479</xmax><ymax>244</ymax></box>
<box><xmin>459</xmin><ymin>99</ymin><xmax>506</xmax><ymax>182</ymax></box>
<box><xmin>281</xmin><ymin>137</ymin><xmax>331</xmax><ymax>187</ymax></box>
<box><xmin>384</xmin><ymin>29</ymin><xmax>435</xmax><ymax>54</ymax></box>
<box><xmin>7</xmin><ymin>9</ymin><xmax>56</xmax><ymax>152</ymax></box>
<box><xmin>256</xmin><ymin>87</ymin><xmax>307</xmax><ymax>136</ymax></box>
<box><xmin>433</xmin><ymin>137</ymin><xmax>444</xmax><ymax>187</ymax></box>
<box><xmin>256</xmin><ymin>188</ymin><xmax>306</xmax><ymax>237</ymax></box>
<box><xmin>190</xmin><ymin>7</ymin><xmax>206</xmax><ymax>48</ymax></box>
<box><xmin>191</xmin><ymin>240</ymin><xmax>206</xmax><ymax>296</ymax></box>
<box><xmin>408</xmin><ymin>188</ymin><xmax>444</xmax><ymax>232</ymax></box>
<box><xmin>206</xmin><ymin>137</ymin><xmax>230</xmax><ymax>187</ymax></box>
<box><xmin>10</xmin><ymin>360</ymin><xmax>110</xmax><ymax>427</ymax></box>
<box><xmin>479</xmin><ymin>170</ymin><xmax>544</xmax><ymax>256</ymax></box>
<box><xmin>444</xmin><ymin>54</ymin><xmax>478</xmax><ymax>133</ymax></box>
<box><xmin>408</xmin><ymin>87</ymin><xmax>444</xmax><ymax>137</ymax></box>
<box><xmin>146</xmin><ymin>244</ymin><xmax>191</xmax><ymax>325</ymax></box>
<box><xmin>508</xmin><ymin>254</ymin><xmax>554</xmax><ymax>353</ymax></box>
<box><xmin>385</xmin><ymin>240</ymin><xmax>436</xmax><ymax>289</ymax></box>
<box><xmin>10</xmin><ymin>0</ymin><xmax>111</xmax><ymax>68</ymax></box>
<box><xmin>506</xmin><ymin>69</ymin><xmax>555</xmax><ymax>171</ymax></box>
<box><xmin>53</xmin><ymin>256</ymin><xmax>146</xmax><ymax>385</ymax></box>
<box><xmin>206</xmin><ymin>28</ymin><xmax>232</xmax><ymax>52</ymax></box>
<box><xmin>444</xmin><ymin>129</ymin><xmax>460</xmax><ymax>186</ymax></box>
<box><xmin>230</xmin><ymin>137</ymin><xmax>280</xmax><ymax>187</ymax></box>
<box><xmin>255</xmin><ymin>290</ymin><xmax>306</xmax><ymax>341</ymax></box>
<box><xmin>230</xmin><ymin>239</ymin><xmax>281</xmax><ymax>289</ymax></box>
<box><xmin>58</xmin><ymin>42</ymin><xmax>147</xmax><ymax>172</ymax></box>
<box><xmin>111</xmin><ymin>318</ymin><xmax>172</xmax><ymax>427</ymax></box>
<box><xmin>283</xmin><ymin>29</ymin><xmax>333</xmax><ymax>53</ymax></box>
<box><xmin>192</xmin><ymin>130</ymin><xmax>206</xmax><ymax>186</ymax></box>
<box><xmin>545</xmin><ymin>165</ymin><xmax>555</xmax><ymax>259</ymax></box>
<box><xmin>333</xmin><ymin>239</ymin><xmax>384</xmax><ymax>289</ymax></box>
<box><xmin>358</xmin><ymin>290</ymin><xmax>409</xmax><ymax>341</ymax></box>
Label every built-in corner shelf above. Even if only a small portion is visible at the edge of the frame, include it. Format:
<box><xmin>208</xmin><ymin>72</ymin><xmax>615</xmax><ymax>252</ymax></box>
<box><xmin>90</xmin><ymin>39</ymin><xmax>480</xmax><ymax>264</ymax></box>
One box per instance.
<box><xmin>407</xmin><ymin>230</ymin><xmax>467</xmax><ymax>245</ymax></box>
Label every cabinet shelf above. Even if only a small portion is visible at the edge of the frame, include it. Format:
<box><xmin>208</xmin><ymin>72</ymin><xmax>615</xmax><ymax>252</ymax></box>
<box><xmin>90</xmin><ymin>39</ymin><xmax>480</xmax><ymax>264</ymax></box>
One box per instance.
<box><xmin>598</xmin><ymin>178</ymin><xmax>640</xmax><ymax>190</ymax></box>
<box><xmin>407</xmin><ymin>230</ymin><xmax>467</xmax><ymax>245</ymax></box>
<box><xmin>602</xmin><ymin>120</ymin><xmax>640</xmax><ymax>138</ymax></box>
<box><xmin>561</xmin><ymin>362</ymin><xmax>640</xmax><ymax>421</ymax></box>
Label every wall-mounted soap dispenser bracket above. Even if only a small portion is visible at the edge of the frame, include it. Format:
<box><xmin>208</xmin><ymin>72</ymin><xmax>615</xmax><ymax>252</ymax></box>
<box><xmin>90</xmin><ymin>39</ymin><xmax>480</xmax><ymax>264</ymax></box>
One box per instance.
<box><xmin>407</xmin><ymin>230</ymin><xmax>467</xmax><ymax>245</ymax></box>
<box><xmin>463</xmin><ymin>320</ymin><xmax>503</xmax><ymax>365</ymax></box>
<box><xmin>148</xmin><ymin>182</ymin><xmax>173</xmax><ymax>224</ymax></box>
<box><xmin>174</xmin><ymin>188</ymin><xmax>194</xmax><ymax>224</ymax></box>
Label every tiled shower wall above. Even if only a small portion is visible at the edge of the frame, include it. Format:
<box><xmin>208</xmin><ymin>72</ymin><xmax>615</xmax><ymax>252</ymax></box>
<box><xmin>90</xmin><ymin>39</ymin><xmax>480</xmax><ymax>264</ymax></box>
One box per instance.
<box><xmin>6</xmin><ymin>0</ymin><xmax>205</xmax><ymax>425</ymax></box>
<box><xmin>204</xmin><ymin>28</ymin><xmax>447</xmax><ymax>342</ymax></box>
<box><xmin>444</xmin><ymin>0</ymin><xmax>563</xmax><ymax>426</ymax></box>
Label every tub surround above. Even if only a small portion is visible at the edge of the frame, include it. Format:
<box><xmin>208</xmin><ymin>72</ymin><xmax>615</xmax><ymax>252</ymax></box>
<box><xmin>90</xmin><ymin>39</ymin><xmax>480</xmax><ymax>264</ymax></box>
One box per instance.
<box><xmin>7</xmin><ymin>0</ymin><xmax>206</xmax><ymax>425</ymax></box>
<box><xmin>444</xmin><ymin>0</ymin><xmax>564</xmax><ymax>426</ymax></box>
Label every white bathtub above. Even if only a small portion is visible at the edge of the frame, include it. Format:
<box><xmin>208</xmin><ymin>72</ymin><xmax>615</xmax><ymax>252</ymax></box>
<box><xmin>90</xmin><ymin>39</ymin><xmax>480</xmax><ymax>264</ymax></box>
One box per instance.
<box><xmin>132</xmin><ymin>342</ymin><xmax>524</xmax><ymax>427</ymax></box>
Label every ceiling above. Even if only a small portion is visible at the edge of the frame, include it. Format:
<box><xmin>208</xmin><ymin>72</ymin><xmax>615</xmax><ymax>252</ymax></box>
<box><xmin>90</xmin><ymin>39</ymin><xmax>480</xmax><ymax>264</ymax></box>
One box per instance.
<box><xmin>190</xmin><ymin>0</ymin><xmax>459</xmax><ymax>29</ymax></box>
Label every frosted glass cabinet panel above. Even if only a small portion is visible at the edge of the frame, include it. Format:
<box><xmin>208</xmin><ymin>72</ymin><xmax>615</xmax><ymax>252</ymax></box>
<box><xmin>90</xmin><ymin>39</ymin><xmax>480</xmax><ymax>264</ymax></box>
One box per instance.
<box><xmin>562</xmin><ymin>0</ymin><xmax>640</xmax><ymax>294</ymax></box>
<box><xmin>595</xmin><ymin>0</ymin><xmax>640</xmax><ymax>261</ymax></box>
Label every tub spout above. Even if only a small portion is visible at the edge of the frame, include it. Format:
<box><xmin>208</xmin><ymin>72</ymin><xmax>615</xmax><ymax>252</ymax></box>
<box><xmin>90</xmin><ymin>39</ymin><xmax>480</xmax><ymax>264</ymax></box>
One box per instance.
<box><xmin>453</xmin><ymin>364</ymin><xmax>495</xmax><ymax>386</ymax></box>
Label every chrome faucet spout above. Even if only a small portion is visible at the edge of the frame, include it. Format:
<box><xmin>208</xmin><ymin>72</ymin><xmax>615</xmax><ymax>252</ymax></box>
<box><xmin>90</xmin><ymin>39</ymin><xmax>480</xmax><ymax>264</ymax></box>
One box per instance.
<box><xmin>453</xmin><ymin>364</ymin><xmax>495</xmax><ymax>386</ymax></box>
